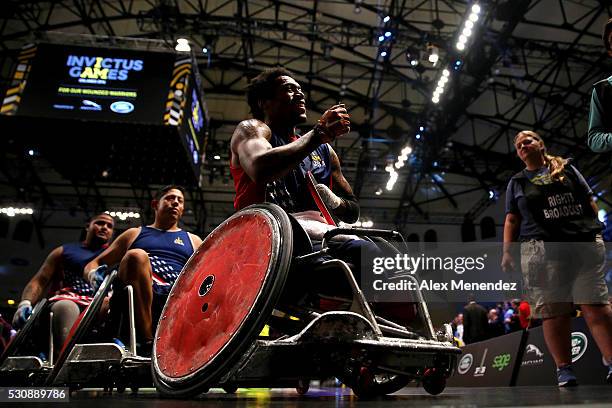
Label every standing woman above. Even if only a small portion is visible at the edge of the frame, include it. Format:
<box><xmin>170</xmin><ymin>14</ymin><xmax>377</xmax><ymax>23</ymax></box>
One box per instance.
<box><xmin>502</xmin><ymin>130</ymin><xmax>612</xmax><ymax>386</ymax></box>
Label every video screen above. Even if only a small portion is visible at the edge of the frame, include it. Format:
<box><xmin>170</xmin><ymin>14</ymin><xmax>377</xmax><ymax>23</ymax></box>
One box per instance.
<box><xmin>16</xmin><ymin>43</ymin><xmax>175</xmax><ymax>124</ymax></box>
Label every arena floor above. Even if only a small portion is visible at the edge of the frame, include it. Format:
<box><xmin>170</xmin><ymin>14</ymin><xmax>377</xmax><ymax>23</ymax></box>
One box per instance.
<box><xmin>54</xmin><ymin>385</ymin><xmax>612</xmax><ymax>407</ymax></box>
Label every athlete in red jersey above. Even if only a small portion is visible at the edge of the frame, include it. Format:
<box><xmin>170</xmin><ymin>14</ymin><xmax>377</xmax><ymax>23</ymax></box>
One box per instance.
<box><xmin>229</xmin><ymin>67</ymin><xmax>358</xmax><ymax>225</ymax></box>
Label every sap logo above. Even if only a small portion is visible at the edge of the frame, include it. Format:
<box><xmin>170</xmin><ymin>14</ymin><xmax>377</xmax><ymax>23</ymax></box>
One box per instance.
<box><xmin>110</xmin><ymin>101</ymin><xmax>134</xmax><ymax>114</ymax></box>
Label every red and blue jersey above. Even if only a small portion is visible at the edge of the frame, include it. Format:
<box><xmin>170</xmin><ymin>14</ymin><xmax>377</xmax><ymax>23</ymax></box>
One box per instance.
<box><xmin>49</xmin><ymin>242</ymin><xmax>107</xmax><ymax>306</ymax></box>
<box><xmin>129</xmin><ymin>226</ymin><xmax>194</xmax><ymax>296</ymax></box>
<box><xmin>230</xmin><ymin>133</ymin><xmax>332</xmax><ymax>212</ymax></box>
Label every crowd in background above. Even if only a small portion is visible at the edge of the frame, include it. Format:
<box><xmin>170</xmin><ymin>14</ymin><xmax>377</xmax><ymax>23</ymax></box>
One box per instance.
<box><xmin>451</xmin><ymin>298</ymin><xmax>535</xmax><ymax>346</ymax></box>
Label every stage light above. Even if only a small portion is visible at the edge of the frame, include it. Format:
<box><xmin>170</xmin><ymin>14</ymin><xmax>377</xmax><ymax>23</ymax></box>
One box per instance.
<box><xmin>469</xmin><ymin>13</ymin><xmax>479</xmax><ymax>22</ymax></box>
<box><xmin>202</xmin><ymin>47</ymin><xmax>209</xmax><ymax>54</ymax></box>
<box><xmin>472</xmin><ymin>4</ymin><xmax>481</xmax><ymax>14</ymax></box>
<box><xmin>7</xmin><ymin>299</ymin><xmax>15</xmax><ymax>305</ymax></box>
<box><xmin>0</xmin><ymin>207</ymin><xmax>34</xmax><ymax>217</ymax></box>
<box><xmin>381</xmin><ymin>51</ymin><xmax>388</xmax><ymax>57</ymax></box>
<box><xmin>401</xmin><ymin>146</ymin><xmax>412</xmax><ymax>155</ymax></box>
<box><xmin>456</xmin><ymin>42</ymin><xmax>466</xmax><ymax>51</ymax></box>
<box><xmin>375</xmin><ymin>188</ymin><xmax>383</xmax><ymax>196</ymax></box>
<box><xmin>416</xmin><ymin>134</ymin><xmax>422</xmax><ymax>139</ymax></box>
<box><xmin>462</xmin><ymin>26</ymin><xmax>473</xmax><ymax>37</ymax></box>
<box><xmin>410</xmin><ymin>59</ymin><xmax>419</xmax><ymax>66</ymax></box>
<box><xmin>384</xmin><ymin>31</ymin><xmax>392</xmax><ymax>38</ymax></box>
<box><xmin>459</xmin><ymin>34</ymin><xmax>468</xmax><ymax>43</ymax></box>
<box><xmin>213</xmin><ymin>155</ymin><xmax>221</xmax><ymax>160</ymax></box>
<box><xmin>465</xmin><ymin>20</ymin><xmax>474</xmax><ymax>29</ymax></box>
<box><xmin>442</xmin><ymin>69</ymin><xmax>450</xmax><ymax>77</ymax></box>
<box><xmin>383</xmin><ymin>15</ymin><xmax>391</xmax><ymax>23</ymax></box>
<box><xmin>598</xmin><ymin>209</ymin><xmax>607</xmax><ymax>223</ymax></box>
<box><xmin>378</xmin><ymin>35</ymin><xmax>385</xmax><ymax>42</ymax></box>
<box><xmin>28</xmin><ymin>149</ymin><xmax>34</xmax><ymax>156</ymax></box>
<box><xmin>419</xmin><ymin>126</ymin><xmax>425</xmax><ymax>131</ymax></box>
<box><xmin>175</xmin><ymin>38</ymin><xmax>191</xmax><ymax>52</ymax></box>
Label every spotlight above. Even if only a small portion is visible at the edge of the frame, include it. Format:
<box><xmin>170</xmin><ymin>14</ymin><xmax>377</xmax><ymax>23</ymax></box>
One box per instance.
<box><xmin>383</xmin><ymin>15</ymin><xmax>391</xmax><ymax>23</ymax></box>
<box><xmin>378</xmin><ymin>35</ymin><xmax>385</xmax><ymax>42</ymax></box>
<box><xmin>419</xmin><ymin>126</ymin><xmax>425</xmax><ymax>131</ymax></box>
<box><xmin>456</xmin><ymin>42</ymin><xmax>466</xmax><ymax>51</ymax></box>
<box><xmin>384</xmin><ymin>31</ymin><xmax>392</xmax><ymax>38</ymax></box>
<box><xmin>410</xmin><ymin>59</ymin><xmax>419</xmax><ymax>66</ymax></box>
<box><xmin>381</xmin><ymin>50</ymin><xmax>388</xmax><ymax>57</ymax></box>
<box><xmin>469</xmin><ymin>13</ymin><xmax>479</xmax><ymax>22</ymax></box>
<box><xmin>472</xmin><ymin>4</ymin><xmax>481</xmax><ymax>14</ymax></box>
<box><xmin>175</xmin><ymin>38</ymin><xmax>191</xmax><ymax>52</ymax></box>
<box><xmin>202</xmin><ymin>47</ymin><xmax>209</xmax><ymax>54</ymax></box>
<box><xmin>375</xmin><ymin>188</ymin><xmax>383</xmax><ymax>196</ymax></box>
<box><xmin>213</xmin><ymin>155</ymin><xmax>221</xmax><ymax>160</ymax></box>
<box><xmin>416</xmin><ymin>134</ymin><xmax>422</xmax><ymax>140</ymax></box>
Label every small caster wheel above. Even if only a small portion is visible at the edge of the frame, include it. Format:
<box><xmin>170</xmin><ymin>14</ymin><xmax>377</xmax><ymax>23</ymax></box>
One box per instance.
<box><xmin>296</xmin><ymin>379</ymin><xmax>310</xmax><ymax>395</ymax></box>
<box><xmin>422</xmin><ymin>368</ymin><xmax>446</xmax><ymax>395</ymax></box>
<box><xmin>223</xmin><ymin>385</ymin><xmax>238</xmax><ymax>394</ymax></box>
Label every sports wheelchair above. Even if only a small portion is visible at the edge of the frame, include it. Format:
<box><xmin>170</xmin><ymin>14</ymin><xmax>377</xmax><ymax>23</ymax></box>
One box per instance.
<box><xmin>152</xmin><ymin>203</ymin><xmax>460</xmax><ymax>398</ymax></box>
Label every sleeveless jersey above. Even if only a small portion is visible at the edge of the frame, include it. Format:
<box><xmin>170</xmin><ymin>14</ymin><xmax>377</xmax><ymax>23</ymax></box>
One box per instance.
<box><xmin>129</xmin><ymin>226</ymin><xmax>194</xmax><ymax>295</ymax></box>
<box><xmin>230</xmin><ymin>133</ymin><xmax>333</xmax><ymax>212</ymax></box>
<box><xmin>49</xmin><ymin>242</ymin><xmax>108</xmax><ymax>306</ymax></box>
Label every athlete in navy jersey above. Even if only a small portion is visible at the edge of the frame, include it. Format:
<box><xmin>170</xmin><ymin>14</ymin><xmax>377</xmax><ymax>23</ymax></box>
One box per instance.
<box><xmin>129</xmin><ymin>226</ymin><xmax>194</xmax><ymax>296</ymax></box>
<box><xmin>85</xmin><ymin>186</ymin><xmax>202</xmax><ymax>350</ymax></box>
<box><xmin>12</xmin><ymin>213</ymin><xmax>114</xmax><ymax>355</ymax></box>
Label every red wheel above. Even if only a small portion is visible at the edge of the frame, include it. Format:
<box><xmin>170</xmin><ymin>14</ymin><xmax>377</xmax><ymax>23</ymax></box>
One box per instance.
<box><xmin>152</xmin><ymin>204</ymin><xmax>293</xmax><ymax>397</ymax></box>
<box><xmin>422</xmin><ymin>368</ymin><xmax>446</xmax><ymax>395</ymax></box>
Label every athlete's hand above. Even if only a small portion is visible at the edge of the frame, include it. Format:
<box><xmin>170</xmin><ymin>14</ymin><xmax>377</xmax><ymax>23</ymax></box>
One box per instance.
<box><xmin>12</xmin><ymin>300</ymin><xmax>32</xmax><ymax>329</ymax></box>
<box><xmin>87</xmin><ymin>264</ymin><xmax>108</xmax><ymax>292</ymax></box>
<box><xmin>316</xmin><ymin>104</ymin><xmax>350</xmax><ymax>143</ymax></box>
<box><xmin>315</xmin><ymin>184</ymin><xmax>343</xmax><ymax>210</ymax></box>
<box><xmin>501</xmin><ymin>252</ymin><xmax>516</xmax><ymax>274</ymax></box>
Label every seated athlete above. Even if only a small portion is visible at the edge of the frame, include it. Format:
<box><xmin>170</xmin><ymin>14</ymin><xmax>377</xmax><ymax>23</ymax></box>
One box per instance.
<box><xmin>230</xmin><ymin>68</ymin><xmax>415</xmax><ymax>323</ymax></box>
<box><xmin>230</xmin><ymin>67</ymin><xmax>357</xmax><ymax>228</ymax></box>
<box><xmin>12</xmin><ymin>213</ymin><xmax>114</xmax><ymax>356</ymax></box>
<box><xmin>84</xmin><ymin>185</ymin><xmax>202</xmax><ymax>353</ymax></box>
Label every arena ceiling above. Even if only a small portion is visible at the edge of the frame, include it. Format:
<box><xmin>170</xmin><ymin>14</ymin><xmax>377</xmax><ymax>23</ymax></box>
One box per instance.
<box><xmin>1</xmin><ymin>0</ymin><xmax>611</xmax><ymax>241</ymax></box>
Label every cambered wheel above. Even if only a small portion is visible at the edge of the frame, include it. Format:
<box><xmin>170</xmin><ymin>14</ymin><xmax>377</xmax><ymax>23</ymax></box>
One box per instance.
<box><xmin>421</xmin><ymin>368</ymin><xmax>446</xmax><ymax>395</ymax></box>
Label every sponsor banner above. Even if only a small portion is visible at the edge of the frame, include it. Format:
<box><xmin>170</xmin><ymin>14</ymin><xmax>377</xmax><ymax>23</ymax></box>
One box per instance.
<box><xmin>448</xmin><ymin>329</ymin><xmax>525</xmax><ymax>387</ymax></box>
<box><xmin>517</xmin><ymin>318</ymin><xmax>609</xmax><ymax>385</ymax></box>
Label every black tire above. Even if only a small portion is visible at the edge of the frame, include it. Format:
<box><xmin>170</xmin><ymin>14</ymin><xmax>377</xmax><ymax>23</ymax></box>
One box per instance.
<box><xmin>296</xmin><ymin>379</ymin><xmax>310</xmax><ymax>395</ymax></box>
<box><xmin>345</xmin><ymin>368</ymin><xmax>410</xmax><ymax>398</ymax></box>
<box><xmin>222</xmin><ymin>384</ymin><xmax>238</xmax><ymax>394</ymax></box>
<box><xmin>422</xmin><ymin>368</ymin><xmax>446</xmax><ymax>395</ymax></box>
